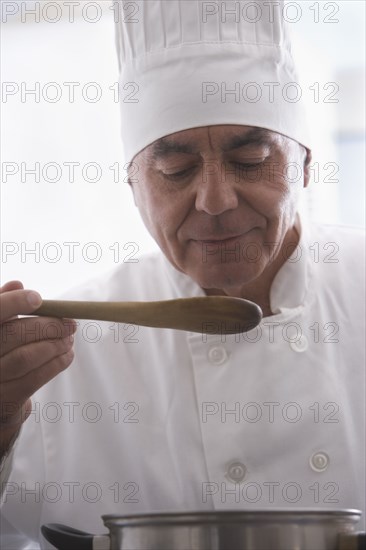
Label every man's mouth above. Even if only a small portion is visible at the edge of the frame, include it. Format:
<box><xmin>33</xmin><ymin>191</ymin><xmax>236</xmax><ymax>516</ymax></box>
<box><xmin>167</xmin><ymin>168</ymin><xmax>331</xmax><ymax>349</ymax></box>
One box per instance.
<box><xmin>194</xmin><ymin>232</ymin><xmax>250</xmax><ymax>245</ymax></box>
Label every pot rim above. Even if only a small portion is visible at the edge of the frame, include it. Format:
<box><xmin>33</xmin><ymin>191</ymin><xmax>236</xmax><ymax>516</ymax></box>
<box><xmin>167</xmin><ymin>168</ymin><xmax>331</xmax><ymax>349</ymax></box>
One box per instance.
<box><xmin>102</xmin><ymin>509</ymin><xmax>362</xmax><ymax>528</ymax></box>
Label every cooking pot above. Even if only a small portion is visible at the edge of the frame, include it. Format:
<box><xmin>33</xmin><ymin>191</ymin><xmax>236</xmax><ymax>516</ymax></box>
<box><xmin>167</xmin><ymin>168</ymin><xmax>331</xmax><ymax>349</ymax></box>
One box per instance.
<box><xmin>42</xmin><ymin>509</ymin><xmax>365</xmax><ymax>550</ymax></box>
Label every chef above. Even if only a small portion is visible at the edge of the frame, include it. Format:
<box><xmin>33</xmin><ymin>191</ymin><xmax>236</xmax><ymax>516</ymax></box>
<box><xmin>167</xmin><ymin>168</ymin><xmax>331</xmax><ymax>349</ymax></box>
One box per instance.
<box><xmin>1</xmin><ymin>1</ymin><xmax>365</xmax><ymax>548</ymax></box>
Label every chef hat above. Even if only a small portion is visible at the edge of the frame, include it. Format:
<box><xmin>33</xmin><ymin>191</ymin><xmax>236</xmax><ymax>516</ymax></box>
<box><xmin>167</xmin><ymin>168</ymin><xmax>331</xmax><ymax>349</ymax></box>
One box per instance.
<box><xmin>115</xmin><ymin>0</ymin><xmax>310</xmax><ymax>165</ymax></box>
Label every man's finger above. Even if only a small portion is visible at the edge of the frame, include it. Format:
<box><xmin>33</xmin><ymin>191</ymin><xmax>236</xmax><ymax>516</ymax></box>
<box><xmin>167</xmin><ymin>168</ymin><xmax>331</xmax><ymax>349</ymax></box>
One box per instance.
<box><xmin>0</xmin><ymin>281</ymin><xmax>24</xmax><ymax>294</ymax></box>
<box><xmin>0</xmin><ymin>316</ymin><xmax>77</xmax><ymax>356</ymax></box>
<box><xmin>2</xmin><ymin>348</ymin><xmax>75</xmax><ymax>406</ymax></box>
<box><xmin>1</xmin><ymin>336</ymin><xmax>74</xmax><ymax>382</ymax></box>
<box><xmin>0</xmin><ymin>282</ymin><xmax>25</xmax><ymax>321</ymax></box>
<box><xmin>0</xmin><ymin>289</ymin><xmax>42</xmax><ymax>323</ymax></box>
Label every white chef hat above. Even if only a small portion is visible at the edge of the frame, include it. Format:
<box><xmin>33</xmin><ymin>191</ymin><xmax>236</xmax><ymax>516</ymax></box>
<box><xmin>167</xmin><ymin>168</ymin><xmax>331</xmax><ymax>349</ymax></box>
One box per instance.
<box><xmin>115</xmin><ymin>0</ymin><xmax>310</xmax><ymax>165</ymax></box>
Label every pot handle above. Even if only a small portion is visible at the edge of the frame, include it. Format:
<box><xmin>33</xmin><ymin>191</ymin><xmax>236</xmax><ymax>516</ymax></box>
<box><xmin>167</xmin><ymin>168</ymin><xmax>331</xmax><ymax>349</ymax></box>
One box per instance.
<box><xmin>338</xmin><ymin>532</ymin><xmax>366</xmax><ymax>550</ymax></box>
<box><xmin>41</xmin><ymin>523</ymin><xmax>110</xmax><ymax>550</ymax></box>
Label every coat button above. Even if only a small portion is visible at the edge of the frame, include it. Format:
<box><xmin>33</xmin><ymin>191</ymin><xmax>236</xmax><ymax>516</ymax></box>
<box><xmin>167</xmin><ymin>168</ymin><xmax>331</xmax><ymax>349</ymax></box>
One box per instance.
<box><xmin>208</xmin><ymin>346</ymin><xmax>229</xmax><ymax>365</ymax></box>
<box><xmin>290</xmin><ymin>335</ymin><xmax>308</xmax><ymax>353</ymax></box>
<box><xmin>310</xmin><ymin>452</ymin><xmax>329</xmax><ymax>472</ymax></box>
<box><xmin>226</xmin><ymin>462</ymin><xmax>247</xmax><ymax>483</ymax></box>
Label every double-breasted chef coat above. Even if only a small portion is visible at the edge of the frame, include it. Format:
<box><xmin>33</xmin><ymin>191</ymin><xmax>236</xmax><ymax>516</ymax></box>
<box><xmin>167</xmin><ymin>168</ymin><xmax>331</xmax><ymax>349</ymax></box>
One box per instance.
<box><xmin>1</xmin><ymin>215</ymin><xmax>365</xmax><ymax>548</ymax></box>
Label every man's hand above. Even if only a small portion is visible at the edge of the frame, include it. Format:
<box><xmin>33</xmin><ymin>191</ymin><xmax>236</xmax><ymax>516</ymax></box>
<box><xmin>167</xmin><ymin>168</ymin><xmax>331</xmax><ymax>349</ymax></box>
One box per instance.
<box><xmin>0</xmin><ymin>281</ymin><xmax>77</xmax><ymax>458</ymax></box>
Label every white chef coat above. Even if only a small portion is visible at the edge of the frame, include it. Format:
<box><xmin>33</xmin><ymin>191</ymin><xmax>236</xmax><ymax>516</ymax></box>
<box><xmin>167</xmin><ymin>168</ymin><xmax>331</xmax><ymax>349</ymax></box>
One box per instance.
<box><xmin>1</xmin><ymin>215</ymin><xmax>365</xmax><ymax>549</ymax></box>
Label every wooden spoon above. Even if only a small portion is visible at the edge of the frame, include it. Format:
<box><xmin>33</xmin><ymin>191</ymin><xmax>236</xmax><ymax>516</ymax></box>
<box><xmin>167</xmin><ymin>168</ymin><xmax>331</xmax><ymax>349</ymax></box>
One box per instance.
<box><xmin>34</xmin><ymin>297</ymin><xmax>262</xmax><ymax>335</ymax></box>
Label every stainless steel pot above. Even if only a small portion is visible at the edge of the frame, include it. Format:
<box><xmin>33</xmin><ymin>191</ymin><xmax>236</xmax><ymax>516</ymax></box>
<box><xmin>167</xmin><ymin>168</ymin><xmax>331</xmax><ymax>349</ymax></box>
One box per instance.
<box><xmin>41</xmin><ymin>509</ymin><xmax>365</xmax><ymax>550</ymax></box>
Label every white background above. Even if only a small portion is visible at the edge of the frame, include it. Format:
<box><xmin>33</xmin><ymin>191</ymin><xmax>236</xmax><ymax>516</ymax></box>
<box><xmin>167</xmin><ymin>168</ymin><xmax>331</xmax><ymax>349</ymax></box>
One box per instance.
<box><xmin>1</xmin><ymin>0</ymin><xmax>365</xmax><ymax>297</ymax></box>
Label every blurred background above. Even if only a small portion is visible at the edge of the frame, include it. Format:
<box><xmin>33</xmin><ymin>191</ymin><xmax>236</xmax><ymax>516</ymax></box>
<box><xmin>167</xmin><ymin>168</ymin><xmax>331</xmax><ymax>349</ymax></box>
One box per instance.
<box><xmin>1</xmin><ymin>0</ymin><xmax>365</xmax><ymax>296</ymax></box>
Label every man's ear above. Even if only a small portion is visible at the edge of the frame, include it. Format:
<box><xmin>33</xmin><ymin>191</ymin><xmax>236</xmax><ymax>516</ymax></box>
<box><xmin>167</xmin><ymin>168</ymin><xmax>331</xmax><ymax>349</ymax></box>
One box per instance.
<box><xmin>128</xmin><ymin>178</ymin><xmax>138</xmax><ymax>207</ymax></box>
<box><xmin>127</xmin><ymin>160</ymin><xmax>140</xmax><ymax>206</ymax></box>
<box><xmin>303</xmin><ymin>148</ymin><xmax>312</xmax><ymax>188</ymax></box>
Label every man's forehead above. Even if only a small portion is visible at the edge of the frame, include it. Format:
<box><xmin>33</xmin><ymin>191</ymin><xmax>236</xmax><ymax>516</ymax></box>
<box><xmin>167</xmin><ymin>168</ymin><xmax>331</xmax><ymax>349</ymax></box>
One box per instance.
<box><xmin>145</xmin><ymin>126</ymin><xmax>279</xmax><ymax>162</ymax></box>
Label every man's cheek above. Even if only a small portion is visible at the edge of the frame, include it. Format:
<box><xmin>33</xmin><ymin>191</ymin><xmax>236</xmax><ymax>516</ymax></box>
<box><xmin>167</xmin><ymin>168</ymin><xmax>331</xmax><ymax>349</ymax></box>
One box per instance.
<box><xmin>260</xmin><ymin>169</ymin><xmax>290</xmax><ymax>190</ymax></box>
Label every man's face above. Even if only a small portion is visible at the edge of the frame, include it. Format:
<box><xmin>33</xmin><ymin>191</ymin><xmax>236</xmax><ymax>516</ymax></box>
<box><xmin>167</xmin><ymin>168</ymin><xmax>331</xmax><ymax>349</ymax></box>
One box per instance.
<box><xmin>129</xmin><ymin>125</ymin><xmax>309</xmax><ymax>291</ymax></box>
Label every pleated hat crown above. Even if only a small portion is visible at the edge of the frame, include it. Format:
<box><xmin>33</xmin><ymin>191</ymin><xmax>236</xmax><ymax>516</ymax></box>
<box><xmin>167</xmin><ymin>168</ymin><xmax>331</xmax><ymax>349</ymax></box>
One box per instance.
<box><xmin>115</xmin><ymin>0</ymin><xmax>310</xmax><ymax>164</ymax></box>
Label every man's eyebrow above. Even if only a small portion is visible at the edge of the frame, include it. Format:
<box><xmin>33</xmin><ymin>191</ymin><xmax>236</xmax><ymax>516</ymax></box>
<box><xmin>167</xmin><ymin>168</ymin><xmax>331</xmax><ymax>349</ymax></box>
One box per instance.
<box><xmin>222</xmin><ymin>128</ymin><xmax>276</xmax><ymax>151</ymax></box>
<box><xmin>148</xmin><ymin>128</ymin><xmax>275</xmax><ymax>161</ymax></box>
<box><xmin>149</xmin><ymin>140</ymin><xmax>199</xmax><ymax>160</ymax></box>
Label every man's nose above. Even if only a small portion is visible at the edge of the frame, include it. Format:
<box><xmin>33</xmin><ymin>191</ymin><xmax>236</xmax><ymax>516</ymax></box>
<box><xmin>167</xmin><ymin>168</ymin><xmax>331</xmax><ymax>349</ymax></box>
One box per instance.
<box><xmin>195</xmin><ymin>161</ymin><xmax>239</xmax><ymax>215</ymax></box>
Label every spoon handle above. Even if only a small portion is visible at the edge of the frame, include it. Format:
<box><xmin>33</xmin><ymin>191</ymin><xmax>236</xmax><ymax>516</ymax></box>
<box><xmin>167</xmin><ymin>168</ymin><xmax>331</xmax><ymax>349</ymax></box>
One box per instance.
<box><xmin>35</xmin><ymin>300</ymin><xmax>145</xmax><ymax>325</ymax></box>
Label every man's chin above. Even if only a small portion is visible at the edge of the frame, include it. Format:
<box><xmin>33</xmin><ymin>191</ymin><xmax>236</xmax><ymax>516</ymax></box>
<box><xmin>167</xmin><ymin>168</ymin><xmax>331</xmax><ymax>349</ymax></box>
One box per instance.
<box><xmin>186</xmin><ymin>262</ymin><xmax>261</xmax><ymax>292</ymax></box>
